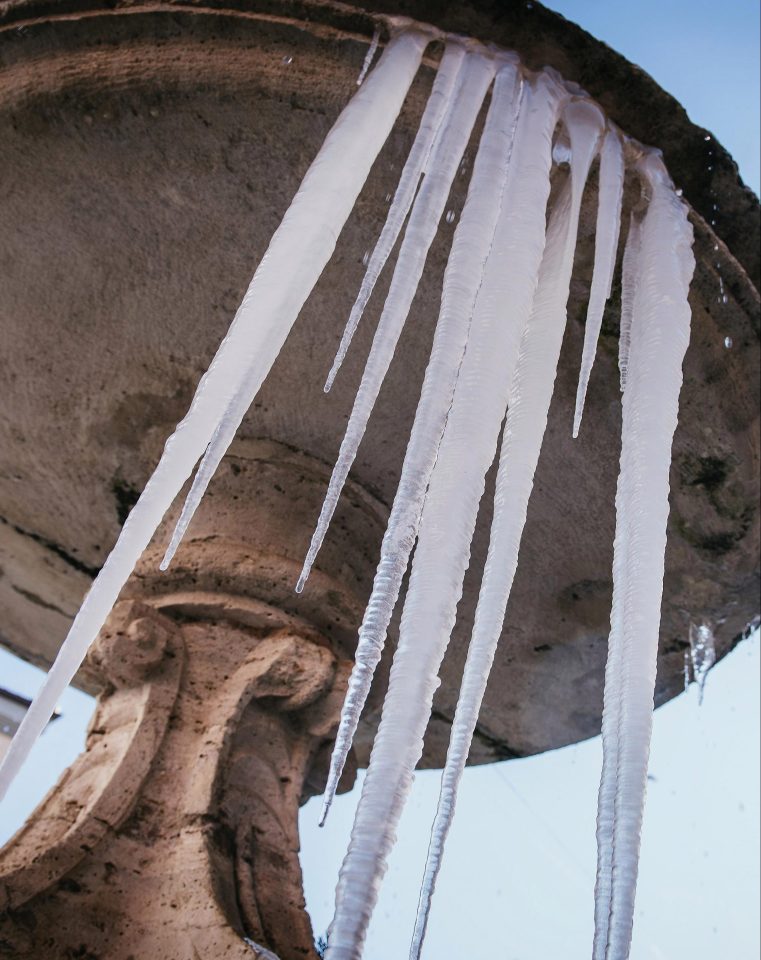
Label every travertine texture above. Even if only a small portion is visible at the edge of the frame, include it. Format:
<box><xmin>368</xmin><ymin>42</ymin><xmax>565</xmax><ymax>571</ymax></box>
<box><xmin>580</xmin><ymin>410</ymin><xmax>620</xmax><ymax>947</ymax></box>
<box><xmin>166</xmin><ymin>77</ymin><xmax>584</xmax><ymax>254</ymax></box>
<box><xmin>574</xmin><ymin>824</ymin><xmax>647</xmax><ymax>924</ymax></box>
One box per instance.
<box><xmin>0</xmin><ymin>448</ymin><xmax>370</xmax><ymax>958</ymax></box>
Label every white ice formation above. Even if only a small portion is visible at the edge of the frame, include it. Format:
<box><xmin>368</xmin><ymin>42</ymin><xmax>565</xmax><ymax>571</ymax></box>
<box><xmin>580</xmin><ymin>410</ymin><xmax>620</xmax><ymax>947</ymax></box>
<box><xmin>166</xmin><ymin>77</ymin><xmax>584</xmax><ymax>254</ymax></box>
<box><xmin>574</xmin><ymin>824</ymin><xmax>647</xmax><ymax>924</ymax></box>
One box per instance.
<box><xmin>0</xmin><ymin>21</ymin><xmax>696</xmax><ymax>960</ymax></box>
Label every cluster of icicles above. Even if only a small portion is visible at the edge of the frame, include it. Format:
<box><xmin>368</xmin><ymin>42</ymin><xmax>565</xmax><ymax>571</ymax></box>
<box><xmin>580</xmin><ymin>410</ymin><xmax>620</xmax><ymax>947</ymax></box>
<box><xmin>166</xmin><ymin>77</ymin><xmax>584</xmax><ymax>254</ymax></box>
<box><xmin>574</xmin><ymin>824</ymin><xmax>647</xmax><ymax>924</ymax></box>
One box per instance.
<box><xmin>0</xmin><ymin>22</ymin><xmax>695</xmax><ymax>960</ymax></box>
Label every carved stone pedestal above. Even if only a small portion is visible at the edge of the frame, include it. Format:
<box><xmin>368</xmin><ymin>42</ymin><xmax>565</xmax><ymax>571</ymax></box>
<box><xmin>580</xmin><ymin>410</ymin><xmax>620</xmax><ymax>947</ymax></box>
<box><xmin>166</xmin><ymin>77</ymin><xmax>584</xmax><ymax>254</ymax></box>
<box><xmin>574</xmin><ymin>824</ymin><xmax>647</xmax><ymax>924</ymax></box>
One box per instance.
<box><xmin>0</xmin><ymin>442</ymin><xmax>389</xmax><ymax>959</ymax></box>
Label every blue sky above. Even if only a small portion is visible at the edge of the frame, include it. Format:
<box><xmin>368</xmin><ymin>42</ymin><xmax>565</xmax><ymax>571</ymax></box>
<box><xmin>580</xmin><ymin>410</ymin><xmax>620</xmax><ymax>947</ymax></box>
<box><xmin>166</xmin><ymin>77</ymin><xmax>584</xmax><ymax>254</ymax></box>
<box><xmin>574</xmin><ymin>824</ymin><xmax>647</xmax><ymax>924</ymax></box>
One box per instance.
<box><xmin>0</xmin><ymin>3</ymin><xmax>758</xmax><ymax>959</ymax></box>
<box><xmin>544</xmin><ymin>0</ymin><xmax>760</xmax><ymax>196</ymax></box>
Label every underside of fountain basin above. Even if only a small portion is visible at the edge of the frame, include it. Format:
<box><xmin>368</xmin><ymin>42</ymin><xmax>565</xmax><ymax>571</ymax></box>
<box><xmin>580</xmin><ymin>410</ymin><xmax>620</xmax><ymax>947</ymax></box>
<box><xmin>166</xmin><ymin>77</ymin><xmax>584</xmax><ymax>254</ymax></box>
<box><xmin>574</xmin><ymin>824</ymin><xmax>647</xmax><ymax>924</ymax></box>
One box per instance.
<box><xmin>0</xmin><ymin>0</ymin><xmax>758</xmax><ymax>770</ymax></box>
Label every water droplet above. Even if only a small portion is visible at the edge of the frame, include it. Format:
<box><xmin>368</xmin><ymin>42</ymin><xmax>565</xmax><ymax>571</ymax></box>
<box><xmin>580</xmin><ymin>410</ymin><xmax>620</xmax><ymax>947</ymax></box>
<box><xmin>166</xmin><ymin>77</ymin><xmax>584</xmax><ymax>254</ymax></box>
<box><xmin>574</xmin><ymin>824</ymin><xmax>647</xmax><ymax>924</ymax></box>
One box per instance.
<box><xmin>362</xmin><ymin>249</ymin><xmax>370</xmax><ymax>267</ymax></box>
<box><xmin>675</xmin><ymin>188</ymin><xmax>683</xmax><ymax>197</ymax></box>
<box><xmin>282</xmin><ymin>55</ymin><xmax>293</xmax><ymax>65</ymax></box>
<box><xmin>526</xmin><ymin>1</ymin><xmax>534</xmax><ymax>7</ymax></box>
<box><xmin>149</xmin><ymin>107</ymin><xmax>160</xmax><ymax>118</ymax></box>
<box><xmin>713</xmin><ymin>244</ymin><xmax>719</xmax><ymax>251</ymax></box>
<box><xmin>704</xmin><ymin>135</ymin><xmax>711</xmax><ymax>141</ymax></box>
<box><xmin>722</xmin><ymin>294</ymin><xmax>728</xmax><ymax>305</ymax></box>
<box><xmin>552</xmin><ymin>141</ymin><xmax>572</xmax><ymax>165</ymax></box>
<box><xmin>445</xmin><ymin>209</ymin><xmax>456</xmax><ymax>225</ymax></box>
<box><xmin>724</xmin><ymin>336</ymin><xmax>733</xmax><ymax>349</ymax></box>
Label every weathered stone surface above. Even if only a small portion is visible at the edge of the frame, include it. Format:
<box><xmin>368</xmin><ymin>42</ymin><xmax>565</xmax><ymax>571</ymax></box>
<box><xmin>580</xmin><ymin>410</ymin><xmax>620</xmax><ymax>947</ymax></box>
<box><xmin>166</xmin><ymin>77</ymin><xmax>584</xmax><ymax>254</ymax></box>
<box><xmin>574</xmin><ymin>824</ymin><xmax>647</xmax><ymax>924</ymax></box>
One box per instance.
<box><xmin>0</xmin><ymin>591</ymin><xmax>354</xmax><ymax>958</ymax></box>
<box><xmin>0</xmin><ymin>0</ymin><xmax>757</xmax><ymax>771</ymax></box>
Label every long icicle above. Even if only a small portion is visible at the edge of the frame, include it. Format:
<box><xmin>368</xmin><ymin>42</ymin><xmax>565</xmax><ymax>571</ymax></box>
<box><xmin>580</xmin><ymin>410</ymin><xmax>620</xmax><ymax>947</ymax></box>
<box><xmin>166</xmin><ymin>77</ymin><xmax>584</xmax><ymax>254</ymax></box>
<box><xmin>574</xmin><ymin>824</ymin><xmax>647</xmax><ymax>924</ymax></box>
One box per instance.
<box><xmin>318</xmin><ymin>57</ymin><xmax>524</xmax><ymax>827</ymax></box>
<box><xmin>326</xmin><ymin>41</ymin><xmax>467</xmax><ymax>392</ymax></box>
<box><xmin>0</xmin><ymin>27</ymin><xmax>429</xmax><ymax>801</ymax></box>
<box><xmin>296</xmin><ymin>49</ymin><xmax>497</xmax><ymax>593</ymax></box>
<box><xmin>324</xmin><ymin>71</ymin><xmax>567</xmax><ymax>960</ymax></box>
<box><xmin>409</xmin><ymin>97</ymin><xmax>605</xmax><ymax>960</ymax></box>
<box><xmin>591</xmin><ymin>413</ymin><xmax>630</xmax><ymax>958</ymax></box>
<box><xmin>595</xmin><ymin>204</ymin><xmax>649</xmax><ymax>939</ymax></box>
<box><xmin>572</xmin><ymin>128</ymin><xmax>625</xmax><ymax>437</ymax></box>
<box><xmin>158</xmin><ymin>33</ymin><xmax>448</xmax><ymax>573</ymax></box>
<box><xmin>600</xmin><ymin>152</ymin><xmax>694</xmax><ymax>960</ymax></box>
<box><xmin>592</xmin><ymin>183</ymin><xmax>650</xmax><ymax>960</ymax></box>
<box><xmin>617</xmin><ymin>210</ymin><xmax>642</xmax><ymax>391</ymax></box>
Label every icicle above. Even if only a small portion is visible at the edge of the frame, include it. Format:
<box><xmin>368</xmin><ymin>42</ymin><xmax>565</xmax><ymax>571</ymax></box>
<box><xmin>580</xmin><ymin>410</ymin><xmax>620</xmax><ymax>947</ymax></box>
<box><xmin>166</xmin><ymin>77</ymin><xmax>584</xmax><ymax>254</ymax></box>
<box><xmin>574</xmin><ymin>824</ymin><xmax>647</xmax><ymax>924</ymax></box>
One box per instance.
<box><xmin>318</xmin><ymin>57</ymin><xmax>524</xmax><ymax>827</ymax></box>
<box><xmin>410</xmin><ymin>96</ymin><xmax>604</xmax><ymax>960</ymax></box>
<box><xmin>0</xmin><ymin>28</ymin><xmax>430</xmax><ymax>802</ymax></box>
<box><xmin>618</xmin><ymin>211</ymin><xmax>642</xmax><ymax>391</ymax></box>
<box><xmin>596</xmin><ymin>153</ymin><xmax>694</xmax><ymax>960</ymax></box>
<box><xmin>356</xmin><ymin>27</ymin><xmax>381</xmax><ymax>86</ymax></box>
<box><xmin>325</xmin><ymin>41</ymin><xmax>467</xmax><ymax>392</ymax></box>
<box><xmin>324</xmin><ymin>71</ymin><xmax>568</xmax><ymax>960</ymax></box>
<box><xmin>688</xmin><ymin>621</ymin><xmax>716</xmax><ymax>705</ymax></box>
<box><xmin>573</xmin><ymin>128</ymin><xmax>625</xmax><ymax>437</ymax></box>
<box><xmin>297</xmin><ymin>49</ymin><xmax>497</xmax><ymax>593</ymax></box>
<box><xmin>592</xmin><ymin>423</ymin><xmax>630</xmax><ymax>960</ymax></box>
<box><xmin>158</xmin><ymin>31</ymin><xmax>434</xmax><ymax>573</ymax></box>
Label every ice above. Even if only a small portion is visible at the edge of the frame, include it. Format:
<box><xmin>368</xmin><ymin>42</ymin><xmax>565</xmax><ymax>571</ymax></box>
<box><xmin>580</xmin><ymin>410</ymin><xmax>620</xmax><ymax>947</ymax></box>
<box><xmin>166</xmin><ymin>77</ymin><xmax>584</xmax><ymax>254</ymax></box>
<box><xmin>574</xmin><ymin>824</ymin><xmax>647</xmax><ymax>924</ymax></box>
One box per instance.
<box><xmin>324</xmin><ymin>71</ymin><xmax>569</xmax><ymax>960</ymax></box>
<box><xmin>573</xmin><ymin>128</ymin><xmax>625</xmax><ymax>437</ymax></box>
<box><xmin>409</xmin><ymin>95</ymin><xmax>605</xmax><ymax>960</ymax></box>
<box><xmin>356</xmin><ymin>27</ymin><xmax>381</xmax><ymax>86</ymax></box>
<box><xmin>326</xmin><ymin>41</ymin><xmax>467</xmax><ymax>391</ymax></box>
<box><xmin>594</xmin><ymin>152</ymin><xmax>694</xmax><ymax>960</ymax></box>
<box><xmin>297</xmin><ymin>49</ymin><xmax>497</xmax><ymax>594</ymax></box>
<box><xmin>0</xmin><ymin>27</ymin><xmax>430</xmax><ymax>801</ymax></box>
<box><xmin>688</xmin><ymin>621</ymin><xmax>717</xmax><ymax>705</ymax></box>
<box><xmin>318</xmin><ymin>56</ymin><xmax>524</xmax><ymax>827</ymax></box>
<box><xmin>618</xmin><ymin>210</ymin><xmax>642</xmax><ymax>392</ymax></box>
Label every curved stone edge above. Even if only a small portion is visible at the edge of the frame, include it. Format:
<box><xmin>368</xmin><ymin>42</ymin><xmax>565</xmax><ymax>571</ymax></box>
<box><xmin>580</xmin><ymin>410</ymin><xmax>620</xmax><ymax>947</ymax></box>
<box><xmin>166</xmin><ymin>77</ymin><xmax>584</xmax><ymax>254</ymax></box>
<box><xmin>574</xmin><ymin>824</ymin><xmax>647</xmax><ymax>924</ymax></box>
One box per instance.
<box><xmin>0</xmin><ymin>0</ymin><xmax>757</xmax><ymax>288</ymax></box>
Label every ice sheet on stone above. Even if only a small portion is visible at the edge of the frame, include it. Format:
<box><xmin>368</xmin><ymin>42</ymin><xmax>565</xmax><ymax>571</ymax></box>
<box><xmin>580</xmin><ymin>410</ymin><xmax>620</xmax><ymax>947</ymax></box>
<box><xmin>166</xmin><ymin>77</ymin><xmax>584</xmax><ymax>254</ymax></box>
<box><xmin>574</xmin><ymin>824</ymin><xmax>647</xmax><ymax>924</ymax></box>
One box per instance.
<box><xmin>297</xmin><ymin>50</ymin><xmax>497</xmax><ymax>595</ymax></box>
<box><xmin>324</xmin><ymin>71</ymin><xmax>568</xmax><ymax>960</ymax></box>
<box><xmin>0</xmin><ymin>28</ymin><xmax>430</xmax><ymax>801</ymax></box>
<box><xmin>410</xmin><ymin>96</ymin><xmax>605</xmax><ymax>960</ymax></box>
<box><xmin>318</xmin><ymin>57</ymin><xmax>524</xmax><ymax>827</ymax></box>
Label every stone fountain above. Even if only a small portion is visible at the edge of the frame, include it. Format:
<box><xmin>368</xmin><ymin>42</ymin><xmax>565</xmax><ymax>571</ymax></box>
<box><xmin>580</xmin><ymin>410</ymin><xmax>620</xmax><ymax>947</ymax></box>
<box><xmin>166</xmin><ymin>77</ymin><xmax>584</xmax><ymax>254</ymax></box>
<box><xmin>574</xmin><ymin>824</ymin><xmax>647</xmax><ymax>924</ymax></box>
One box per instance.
<box><xmin>0</xmin><ymin>1</ymin><xmax>758</xmax><ymax>957</ymax></box>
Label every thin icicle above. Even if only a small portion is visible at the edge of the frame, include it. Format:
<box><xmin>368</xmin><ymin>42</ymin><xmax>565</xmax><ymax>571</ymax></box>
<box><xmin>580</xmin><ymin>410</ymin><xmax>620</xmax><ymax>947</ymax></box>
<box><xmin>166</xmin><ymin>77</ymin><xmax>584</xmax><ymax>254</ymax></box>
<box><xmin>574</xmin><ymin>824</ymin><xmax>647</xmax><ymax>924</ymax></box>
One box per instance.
<box><xmin>592</xmin><ymin>409</ymin><xmax>631</xmax><ymax>960</ymax></box>
<box><xmin>618</xmin><ymin>210</ymin><xmax>642</xmax><ymax>391</ymax></box>
<box><xmin>598</xmin><ymin>153</ymin><xmax>694</xmax><ymax>960</ymax></box>
<box><xmin>573</xmin><ymin>128</ymin><xmax>625</xmax><ymax>437</ymax></box>
<box><xmin>297</xmin><ymin>50</ymin><xmax>497</xmax><ymax>594</ymax></box>
<box><xmin>356</xmin><ymin>27</ymin><xmax>381</xmax><ymax>86</ymax></box>
<box><xmin>324</xmin><ymin>71</ymin><xmax>568</xmax><ymax>960</ymax></box>
<box><xmin>319</xmin><ymin>57</ymin><xmax>524</xmax><ymax>827</ymax></box>
<box><xmin>326</xmin><ymin>42</ymin><xmax>467</xmax><ymax>391</ymax></box>
<box><xmin>410</xmin><ymin>96</ymin><xmax>605</xmax><ymax>960</ymax></box>
<box><xmin>0</xmin><ymin>28</ymin><xmax>429</xmax><ymax>801</ymax></box>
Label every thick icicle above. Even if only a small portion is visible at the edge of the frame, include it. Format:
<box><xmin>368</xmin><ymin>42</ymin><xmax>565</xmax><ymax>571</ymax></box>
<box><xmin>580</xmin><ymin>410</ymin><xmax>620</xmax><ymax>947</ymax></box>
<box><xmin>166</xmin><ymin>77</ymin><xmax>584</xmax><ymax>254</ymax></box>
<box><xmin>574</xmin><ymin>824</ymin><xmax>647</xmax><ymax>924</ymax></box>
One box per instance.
<box><xmin>617</xmin><ymin>210</ymin><xmax>642</xmax><ymax>391</ymax></box>
<box><xmin>324</xmin><ymin>72</ymin><xmax>567</xmax><ymax>960</ymax></box>
<box><xmin>297</xmin><ymin>50</ymin><xmax>497</xmax><ymax>593</ymax></box>
<box><xmin>318</xmin><ymin>58</ymin><xmax>524</xmax><ymax>827</ymax></box>
<box><xmin>597</xmin><ymin>153</ymin><xmax>694</xmax><ymax>960</ymax></box>
<box><xmin>158</xmin><ymin>31</ymin><xmax>434</xmax><ymax>572</ymax></box>
<box><xmin>572</xmin><ymin>128</ymin><xmax>625</xmax><ymax>437</ymax></box>
<box><xmin>410</xmin><ymin>96</ymin><xmax>605</xmax><ymax>960</ymax></box>
<box><xmin>0</xmin><ymin>28</ymin><xmax>429</xmax><ymax>801</ymax></box>
<box><xmin>325</xmin><ymin>41</ymin><xmax>467</xmax><ymax>391</ymax></box>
